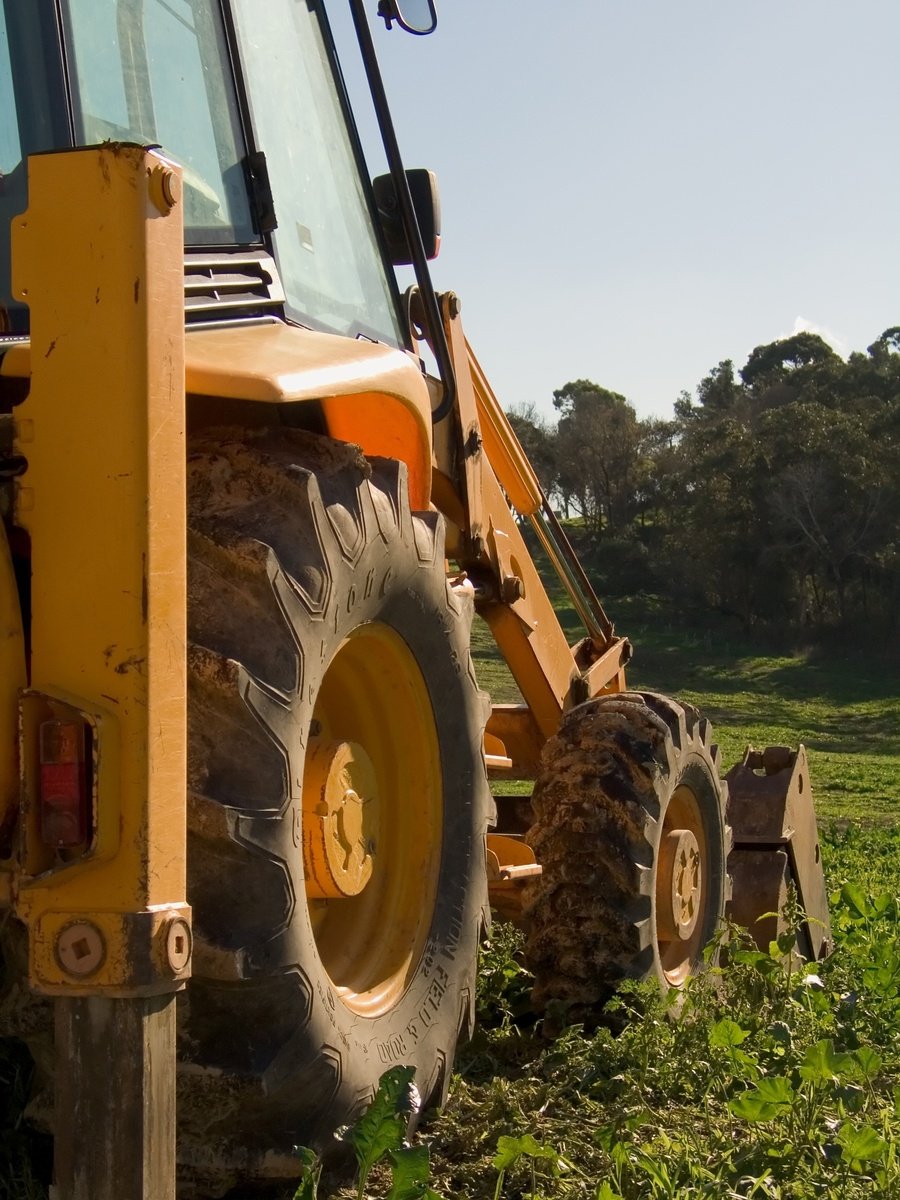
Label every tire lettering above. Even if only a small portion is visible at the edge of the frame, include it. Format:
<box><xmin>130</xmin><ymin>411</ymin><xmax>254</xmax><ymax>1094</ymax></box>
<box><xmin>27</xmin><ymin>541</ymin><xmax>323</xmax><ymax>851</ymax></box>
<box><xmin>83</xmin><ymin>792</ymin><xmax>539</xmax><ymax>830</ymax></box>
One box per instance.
<box><xmin>364</xmin><ymin>568</ymin><xmax>375</xmax><ymax>600</ymax></box>
<box><xmin>380</xmin><ymin>566</ymin><xmax>394</xmax><ymax>597</ymax></box>
<box><xmin>315</xmin><ymin>980</ymin><xmax>337</xmax><ymax>1024</ymax></box>
<box><xmin>415</xmin><ymin>966</ymin><xmax>449</xmax><ymax>1031</ymax></box>
<box><xmin>441</xmin><ymin>900</ymin><xmax>464</xmax><ymax>962</ymax></box>
<box><xmin>377</xmin><ymin>1033</ymin><xmax>407</xmax><ymax>1065</ymax></box>
<box><xmin>347</xmin><ymin>585</ymin><xmax>356</xmax><ymax>613</ymax></box>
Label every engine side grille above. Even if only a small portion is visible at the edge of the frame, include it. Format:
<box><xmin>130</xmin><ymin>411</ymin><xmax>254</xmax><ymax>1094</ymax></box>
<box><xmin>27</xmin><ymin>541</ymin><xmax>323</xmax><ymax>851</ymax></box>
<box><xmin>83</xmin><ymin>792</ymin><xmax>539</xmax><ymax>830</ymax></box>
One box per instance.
<box><xmin>184</xmin><ymin>251</ymin><xmax>285</xmax><ymax>324</ymax></box>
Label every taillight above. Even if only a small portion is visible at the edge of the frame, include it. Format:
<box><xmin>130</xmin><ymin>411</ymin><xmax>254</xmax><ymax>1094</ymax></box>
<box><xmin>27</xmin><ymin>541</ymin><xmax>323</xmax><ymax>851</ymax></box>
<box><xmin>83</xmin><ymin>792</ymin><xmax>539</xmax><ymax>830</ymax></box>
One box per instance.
<box><xmin>39</xmin><ymin>720</ymin><xmax>89</xmax><ymax>848</ymax></box>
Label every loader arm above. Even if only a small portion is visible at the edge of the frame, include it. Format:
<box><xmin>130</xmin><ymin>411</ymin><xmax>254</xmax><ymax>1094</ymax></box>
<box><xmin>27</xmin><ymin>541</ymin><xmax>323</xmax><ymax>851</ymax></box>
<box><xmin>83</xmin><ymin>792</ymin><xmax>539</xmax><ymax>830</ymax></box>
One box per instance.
<box><xmin>427</xmin><ymin>293</ymin><xmax>631</xmax><ymax>763</ymax></box>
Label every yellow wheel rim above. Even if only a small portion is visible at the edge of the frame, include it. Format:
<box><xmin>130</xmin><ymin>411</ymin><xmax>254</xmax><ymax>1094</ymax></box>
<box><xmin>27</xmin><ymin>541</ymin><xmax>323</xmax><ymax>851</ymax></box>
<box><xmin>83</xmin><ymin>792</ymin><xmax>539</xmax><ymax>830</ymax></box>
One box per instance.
<box><xmin>303</xmin><ymin>622</ymin><xmax>442</xmax><ymax>1017</ymax></box>
<box><xmin>656</xmin><ymin>784</ymin><xmax>707</xmax><ymax>987</ymax></box>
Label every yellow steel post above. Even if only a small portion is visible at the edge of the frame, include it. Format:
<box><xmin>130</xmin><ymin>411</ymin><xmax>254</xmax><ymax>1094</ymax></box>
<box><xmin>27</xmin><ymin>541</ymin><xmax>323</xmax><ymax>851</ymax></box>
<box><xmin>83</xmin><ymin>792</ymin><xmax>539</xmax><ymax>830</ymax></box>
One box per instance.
<box><xmin>0</xmin><ymin>525</ymin><xmax>26</xmax><ymax>900</ymax></box>
<box><xmin>11</xmin><ymin>145</ymin><xmax>186</xmax><ymax>1199</ymax></box>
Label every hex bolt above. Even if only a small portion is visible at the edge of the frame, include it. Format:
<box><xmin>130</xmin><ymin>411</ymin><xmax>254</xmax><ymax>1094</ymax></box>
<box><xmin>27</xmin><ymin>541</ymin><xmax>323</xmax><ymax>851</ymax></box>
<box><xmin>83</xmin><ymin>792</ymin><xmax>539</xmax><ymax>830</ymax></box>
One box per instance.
<box><xmin>56</xmin><ymin>921</ymin><xmax>105</xmax><ymax>978</ymax></box>
<box><xmin>501</xmin><ymin>575</ymin><xmax>526</xmax><ymax>604</ymax></box>
<box><xmin>164</xmin><ymin>915</ymin><xmax>192</xmax><ymax>974</ymax></box>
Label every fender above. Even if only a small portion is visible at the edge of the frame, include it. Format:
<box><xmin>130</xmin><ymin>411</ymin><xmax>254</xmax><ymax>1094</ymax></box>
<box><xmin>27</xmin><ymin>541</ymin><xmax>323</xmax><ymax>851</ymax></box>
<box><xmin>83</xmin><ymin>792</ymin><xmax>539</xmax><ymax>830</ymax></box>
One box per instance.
<box><xmin>182</xmin><ymin>322</ymin><xmax>434</xmax><ymax>511</ymax></box>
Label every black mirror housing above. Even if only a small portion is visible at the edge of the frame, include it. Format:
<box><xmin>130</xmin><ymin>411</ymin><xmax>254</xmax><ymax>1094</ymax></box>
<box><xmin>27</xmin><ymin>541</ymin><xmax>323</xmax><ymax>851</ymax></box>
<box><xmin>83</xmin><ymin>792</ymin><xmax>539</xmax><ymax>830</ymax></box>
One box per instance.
<box><xmin>377</xmin><ymin>0</ymin><xmax>437</xmax><ymax>35</ymax></box>
<box><xmin>372</xmin><ymin>168</ymin><xmax>441</xmax><ymax>265</ymax></box>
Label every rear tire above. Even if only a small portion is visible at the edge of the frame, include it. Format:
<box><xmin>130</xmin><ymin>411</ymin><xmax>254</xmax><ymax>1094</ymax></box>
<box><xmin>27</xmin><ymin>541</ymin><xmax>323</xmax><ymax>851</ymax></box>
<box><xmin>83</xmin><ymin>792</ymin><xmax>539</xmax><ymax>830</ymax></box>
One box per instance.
<box><xmin>525</xmin><ymin>692</ymin><xmax>730</xmax><ymax>1024</ymax></box>
<box><xmin>180</xmin><ymin>428</ymin><xmax>491</xmax><ymax>1192</ymax></box>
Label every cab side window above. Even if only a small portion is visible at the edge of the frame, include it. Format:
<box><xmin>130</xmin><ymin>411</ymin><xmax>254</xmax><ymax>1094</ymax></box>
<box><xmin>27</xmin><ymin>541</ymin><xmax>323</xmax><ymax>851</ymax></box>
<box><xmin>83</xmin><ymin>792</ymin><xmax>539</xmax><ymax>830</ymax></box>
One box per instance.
<box><xmin>0</xmin><ymin>7</ymin><xmax>23</xmax><ymax>332</ymax></box>
<box><xmin>0</xmin><ymin>5</ymin><xmax>70</xmax><ymax>335</ymax></box>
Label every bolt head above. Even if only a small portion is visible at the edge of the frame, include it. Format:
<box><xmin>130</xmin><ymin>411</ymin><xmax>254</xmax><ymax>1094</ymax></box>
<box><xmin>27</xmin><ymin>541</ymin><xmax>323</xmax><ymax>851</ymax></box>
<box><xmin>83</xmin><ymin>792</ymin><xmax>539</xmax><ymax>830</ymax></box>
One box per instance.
<box><xmin>164</xmin><ymin>916</ymin><xmax>192</xmax><ymax>974</ymax></box>
<box><xmin>148</xmin><ymin>164</ymin><xmax>180</xmax><ymax>215</ymax></box>
<box><xmin>501</xmin><ymin>575</ymin><xmax>526</xmax><ymax>605</ymax></box>
<box><xmin>56</xmin><ymin>921</ymin><xmax>105</xmax><ymax>978</ymax></box>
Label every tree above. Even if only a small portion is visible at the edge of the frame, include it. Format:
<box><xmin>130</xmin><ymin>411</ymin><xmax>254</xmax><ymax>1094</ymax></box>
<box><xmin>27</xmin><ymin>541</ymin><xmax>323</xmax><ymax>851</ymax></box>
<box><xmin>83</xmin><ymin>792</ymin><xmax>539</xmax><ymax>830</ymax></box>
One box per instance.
<box><xmin>659</xmin><ymin>329</ymin><xmax>900</xmax><ymax>632</ymax></box>
<box><xmin>552</xmin><ymin>380</ymin><xmax>644</xmax><ymax>536</ymax></box>
<box><xmin>506</xmin><ymin>402</ymin><xmax>559</xmax><ymax>500</ymax></box>
<box><xmin>740</xmin><ymin>332</ymin><xmax>839</xmax><ymax>390</ymax></box>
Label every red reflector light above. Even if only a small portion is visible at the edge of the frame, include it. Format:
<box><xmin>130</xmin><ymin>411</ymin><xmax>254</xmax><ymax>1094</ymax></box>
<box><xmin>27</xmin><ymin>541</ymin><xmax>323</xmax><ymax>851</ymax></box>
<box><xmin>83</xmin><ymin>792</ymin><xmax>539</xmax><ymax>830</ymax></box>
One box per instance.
<box><xmin>39</xmin><ymin>720</ymin><xmax>89</xmax><ymax>848</ymax></box>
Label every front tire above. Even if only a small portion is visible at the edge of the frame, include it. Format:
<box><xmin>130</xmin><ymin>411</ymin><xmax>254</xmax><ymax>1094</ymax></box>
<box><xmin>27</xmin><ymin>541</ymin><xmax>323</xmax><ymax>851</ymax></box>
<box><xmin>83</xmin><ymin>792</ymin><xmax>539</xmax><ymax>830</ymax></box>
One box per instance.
<box><xmin>525</xmin><ymin>692</ymin><xmax>730</xmax><ymax>1024</ymax></box>
<box><xmin>180</xmin><ymin>429</ymin><xmax>492</xmax><ymax>1190</ymax></box>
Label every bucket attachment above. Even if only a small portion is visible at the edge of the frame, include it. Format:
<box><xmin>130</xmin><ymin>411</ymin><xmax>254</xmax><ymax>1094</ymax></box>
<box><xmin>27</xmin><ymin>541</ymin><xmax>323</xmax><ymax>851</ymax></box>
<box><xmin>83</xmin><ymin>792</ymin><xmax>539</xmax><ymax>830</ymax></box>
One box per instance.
<box><xmin>725</xmin><ymin>745</ymin><xmax>831</xmax><ymax>961</ymax></box>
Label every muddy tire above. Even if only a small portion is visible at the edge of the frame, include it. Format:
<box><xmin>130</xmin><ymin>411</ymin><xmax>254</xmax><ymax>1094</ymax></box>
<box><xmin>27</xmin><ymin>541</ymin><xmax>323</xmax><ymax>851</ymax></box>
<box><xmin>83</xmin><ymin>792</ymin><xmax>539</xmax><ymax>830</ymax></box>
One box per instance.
<box><xmin>525</xmin><ymin>692</ymin><xmax>730</xmax><ymax>1024</ymax></box>
<box><xmin>180</xmin><ymin>428</ymin><xmax>491</xmax><ymax>1193</ymax></box>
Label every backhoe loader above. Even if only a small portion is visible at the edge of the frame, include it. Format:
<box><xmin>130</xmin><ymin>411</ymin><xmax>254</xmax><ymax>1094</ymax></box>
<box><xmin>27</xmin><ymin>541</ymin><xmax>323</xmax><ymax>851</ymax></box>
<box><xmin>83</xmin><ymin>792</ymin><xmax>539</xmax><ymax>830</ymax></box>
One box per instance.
<box><xmin>0</xmin><ymin>1</ymin><xmax>829</xmax><ymax>1196</ymax></box>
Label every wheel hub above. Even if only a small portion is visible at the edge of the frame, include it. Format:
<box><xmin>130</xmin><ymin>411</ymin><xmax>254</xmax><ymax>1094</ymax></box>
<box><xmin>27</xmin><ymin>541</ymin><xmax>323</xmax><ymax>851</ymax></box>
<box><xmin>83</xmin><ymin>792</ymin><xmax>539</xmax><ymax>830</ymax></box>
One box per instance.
<box><xmin>303</xmin><ymin>739</ymin><xmax>378</xmax><ymax>899</ymax></box>
<box><xmin>658</xmin><ymin>828</ymin><xmax>702</xmax><ymax>941</ymax></box>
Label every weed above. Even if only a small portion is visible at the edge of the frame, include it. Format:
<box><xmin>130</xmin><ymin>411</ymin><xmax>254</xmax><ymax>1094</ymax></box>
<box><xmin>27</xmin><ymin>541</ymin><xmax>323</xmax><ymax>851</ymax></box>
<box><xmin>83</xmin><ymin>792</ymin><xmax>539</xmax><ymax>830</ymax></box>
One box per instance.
<box><xmin>425</xmin><ymin>866</ymin><xmax>900</xmax><ymax>1200</ymax></box>
<box><xmin>292</xmin><ymin>1066</ymin><xmax>443</xmax><ymax>1200</ymax></box>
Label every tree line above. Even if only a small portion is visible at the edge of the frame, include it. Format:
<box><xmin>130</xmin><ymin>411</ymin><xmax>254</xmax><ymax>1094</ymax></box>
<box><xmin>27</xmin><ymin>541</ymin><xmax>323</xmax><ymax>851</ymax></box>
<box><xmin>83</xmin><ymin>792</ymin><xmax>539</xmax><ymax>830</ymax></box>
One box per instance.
<box><xmin>509</xmin><ymin>328</ymin><xmax>900</xmax><ymax>638</ymax></box>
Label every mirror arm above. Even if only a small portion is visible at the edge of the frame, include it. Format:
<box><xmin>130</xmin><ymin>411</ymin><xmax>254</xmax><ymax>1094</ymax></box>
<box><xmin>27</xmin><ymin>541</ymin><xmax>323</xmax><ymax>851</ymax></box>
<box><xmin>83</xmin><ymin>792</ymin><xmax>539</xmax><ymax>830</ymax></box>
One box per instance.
<box><xmin>349</xmin><ymin>0</ymin><xmax>456</xmax><ymax>424</ymax></box>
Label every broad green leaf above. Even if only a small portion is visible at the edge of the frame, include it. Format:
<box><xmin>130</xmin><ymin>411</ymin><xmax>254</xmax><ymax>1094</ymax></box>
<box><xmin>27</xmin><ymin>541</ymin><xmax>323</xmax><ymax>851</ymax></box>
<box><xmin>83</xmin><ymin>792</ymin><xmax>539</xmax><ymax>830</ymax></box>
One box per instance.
<box><xmin>492</xmin><ymin>1133</ymin><xmax>560</xmax><ymax>1172</ymax></box>
<box><xmin>709</xmin><ymin>1018</ymin><xmax>749</xmax><ymax>1049</ymax></box>
<box><xmin>595</xmin><ymin>1184</ymin><xmax>625</xmax><ymax>1200</ymax></box>
<box><xmin>730</xmin><ymin>1076</ymin><xmax>794</xmax><ymax>1121</ymax></box>
<box><xmin>348</xmin><ymin>1066</ymin><xmax>416</xmax><ymax>1184</ymax></box>
<box><xmin>799</xmin><ymin>1039</ymin><xmax>853</xmax><ymax>1084</ymax></box>
<box><xmin>851</xmin><ymin>1046</ymin><xmax>882</xmax><ymax>1080</ymax></box>
<box><xmin>292</xmin><ymin>1147</ymin><xmax>321</xmax><ymax>1200</ymax></box>
<box><xmin>590</xmin><ymin>1126</ymin><xmax>616</xmax><ymax>1153</ymax></box>
<box><xmin>837</xmin><ymin>1121</ymin><xmax>888</xmax><ymax>1166</ymax></box>
<box><xmin>840</xmin><ymin>883</ymin><xmax>874</xmax><ymax>920</ymax></box>
<box><xmin>387</xmin><ymin>1145</ymin><xmax>436</xmax><ymax>1200</ymax></box>
<box><xmin>871</xmin><ymin>892</ymin><xmax>895</xmax><ymax>916</ymax></box>
<box><xmin>731</xmin><ymin>947</ymin><xmax>782</xmax><ymax>977</ymax></box>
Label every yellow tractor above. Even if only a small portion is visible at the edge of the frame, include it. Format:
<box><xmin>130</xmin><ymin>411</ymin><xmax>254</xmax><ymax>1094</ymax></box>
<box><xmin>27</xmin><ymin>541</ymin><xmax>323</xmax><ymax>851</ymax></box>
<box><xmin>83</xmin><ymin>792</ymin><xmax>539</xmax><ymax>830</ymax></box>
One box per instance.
<box><xmin>0</xmin><ymin>1</ymin><xmax>829</xmax><ymax>1196</ymax></box>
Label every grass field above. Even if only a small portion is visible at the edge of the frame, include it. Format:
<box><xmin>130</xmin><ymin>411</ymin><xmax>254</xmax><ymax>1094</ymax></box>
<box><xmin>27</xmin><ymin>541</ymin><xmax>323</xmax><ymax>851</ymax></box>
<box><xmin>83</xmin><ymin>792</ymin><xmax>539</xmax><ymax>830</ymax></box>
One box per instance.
<box><xmin>472</xmin><ymin>592</ymin><xmax>900</xmax><ymax>827</ymax></box>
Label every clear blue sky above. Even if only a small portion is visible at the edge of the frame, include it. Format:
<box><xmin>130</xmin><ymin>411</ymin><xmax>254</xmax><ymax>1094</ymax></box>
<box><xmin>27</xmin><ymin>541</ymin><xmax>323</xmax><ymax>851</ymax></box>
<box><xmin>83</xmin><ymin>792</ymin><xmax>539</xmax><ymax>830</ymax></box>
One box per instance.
<box><xmin>331</xmin><ymin>1</ymin><xmax>898</xmax><ymax>422</ymax></box>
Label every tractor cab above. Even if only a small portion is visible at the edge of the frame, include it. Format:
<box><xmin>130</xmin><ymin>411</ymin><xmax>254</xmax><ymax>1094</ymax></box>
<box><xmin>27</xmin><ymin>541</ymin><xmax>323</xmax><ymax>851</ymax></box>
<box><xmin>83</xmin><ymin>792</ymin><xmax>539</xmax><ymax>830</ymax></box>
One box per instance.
<box><xmin>0</xmin><ymin>0</ymin><xmax>410</xmax><ymax>346</ymax></box>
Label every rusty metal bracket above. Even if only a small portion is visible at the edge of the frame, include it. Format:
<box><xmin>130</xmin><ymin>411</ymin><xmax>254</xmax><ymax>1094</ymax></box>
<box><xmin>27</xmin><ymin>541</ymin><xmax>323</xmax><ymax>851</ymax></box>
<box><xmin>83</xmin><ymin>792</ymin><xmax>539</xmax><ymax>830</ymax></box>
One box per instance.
<box><xmin>726</xmin><ymin>744</ymin><xmax>831</xmax><ymax>960</ymax></box>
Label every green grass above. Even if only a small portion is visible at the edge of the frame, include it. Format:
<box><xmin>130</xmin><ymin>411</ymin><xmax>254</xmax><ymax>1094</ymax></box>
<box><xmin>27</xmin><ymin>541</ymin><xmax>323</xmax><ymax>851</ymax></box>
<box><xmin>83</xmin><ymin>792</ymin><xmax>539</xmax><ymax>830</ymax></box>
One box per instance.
<box><xmin>421</xmin><ymin>834</ymin><xmax>900</xmax><ymax>1199</ymax></box>
<box><xmin>473</xmin><ymin>591</ymin><xmax>900</xmax><ymax>825</ymax></box>
<box><xmin>296</xmin><ymin>823</ymin><xmax>900</xmax><ymax>1199</ymax></box>
<box><xmin>618</xmin><ymin>598</ymin><xmax>900</xmax><ymax>826</ymax></box>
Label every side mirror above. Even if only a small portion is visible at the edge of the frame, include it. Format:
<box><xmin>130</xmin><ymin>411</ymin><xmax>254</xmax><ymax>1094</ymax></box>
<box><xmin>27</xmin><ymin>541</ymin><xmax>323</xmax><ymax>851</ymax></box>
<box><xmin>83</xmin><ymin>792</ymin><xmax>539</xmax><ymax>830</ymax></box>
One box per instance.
<box><xmin>372</xmin><ymin>169</ymin><xmax>441</xmax><ymax>265</ymax></box>
<box><xmin>377</xmin><ymin>0</ymin><xmax>437</xmax><ymax>35</ymax></box>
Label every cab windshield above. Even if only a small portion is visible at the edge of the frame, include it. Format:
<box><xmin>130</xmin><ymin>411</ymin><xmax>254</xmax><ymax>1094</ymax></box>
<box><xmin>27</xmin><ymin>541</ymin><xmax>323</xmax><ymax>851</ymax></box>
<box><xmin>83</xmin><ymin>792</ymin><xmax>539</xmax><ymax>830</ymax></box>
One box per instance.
<box><xmin>230</xmin><ymin>0</ymin><xmax>404</xmax><ymax>344</ymax></box>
